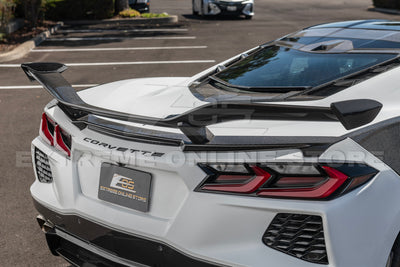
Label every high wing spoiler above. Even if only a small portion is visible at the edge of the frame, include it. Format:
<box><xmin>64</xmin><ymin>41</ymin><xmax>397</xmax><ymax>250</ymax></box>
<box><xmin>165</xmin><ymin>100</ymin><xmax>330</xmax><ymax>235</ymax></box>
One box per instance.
<box><xmin>22</xmin><ymin>62</ymin><xmax>383</xmax><ymax>145</ymax></box>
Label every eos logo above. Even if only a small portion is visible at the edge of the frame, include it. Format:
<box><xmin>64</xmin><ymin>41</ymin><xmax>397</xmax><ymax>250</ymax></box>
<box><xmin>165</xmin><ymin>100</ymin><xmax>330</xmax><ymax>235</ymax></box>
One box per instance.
<box><xmin>110</xmin><ymin>174</ymin><xmax>136</xmax><ymax>193</ymax></box>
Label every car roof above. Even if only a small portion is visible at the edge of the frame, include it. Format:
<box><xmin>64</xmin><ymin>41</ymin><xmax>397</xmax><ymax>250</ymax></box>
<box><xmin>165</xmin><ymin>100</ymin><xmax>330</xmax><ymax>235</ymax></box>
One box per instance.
<box><xmin>280</xmin><ymin>20</ymin><xmax>400</xmax><ymax>52</ymax></box>
<box><xmin>308</xmin><ymin>19</ymin><xmax>400</xmax><ymax>31</ymax></box>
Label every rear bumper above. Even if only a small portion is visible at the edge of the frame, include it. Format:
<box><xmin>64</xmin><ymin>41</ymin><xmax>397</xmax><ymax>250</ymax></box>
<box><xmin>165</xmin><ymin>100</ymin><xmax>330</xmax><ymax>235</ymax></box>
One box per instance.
<box><xmin>34</xmin><ymin>199</ymin><xmax>220</xmax><ymax>267</ymax></box>
<box><xmin>30</xmin><ymin>134</ymin><xmax>400</xmax><ymax>267</ymax></box>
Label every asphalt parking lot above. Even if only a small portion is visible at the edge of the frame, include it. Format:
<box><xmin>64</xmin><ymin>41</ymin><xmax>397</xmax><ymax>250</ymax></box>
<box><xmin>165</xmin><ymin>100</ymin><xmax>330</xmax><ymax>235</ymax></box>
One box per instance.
<box><xmin>0</xmin><ymin>0</ymin><xmax>398</xmax><ymax>266</ymax></box>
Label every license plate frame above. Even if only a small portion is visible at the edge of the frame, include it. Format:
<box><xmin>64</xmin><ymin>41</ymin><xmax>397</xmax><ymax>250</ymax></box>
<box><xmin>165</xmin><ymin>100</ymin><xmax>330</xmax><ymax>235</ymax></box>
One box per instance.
<box><xmin>227</xmin><ymin>5</ymin><xmax>237</xmax><ymax>11</ymax></box>
<box><xmin>98</xmin><ymin>163</ymin><xmax>152</xmax><ymax>212</ymax></box>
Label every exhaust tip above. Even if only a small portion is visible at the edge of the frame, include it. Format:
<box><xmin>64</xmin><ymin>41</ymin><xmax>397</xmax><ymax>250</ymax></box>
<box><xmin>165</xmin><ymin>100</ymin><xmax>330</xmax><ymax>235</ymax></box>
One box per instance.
<box><xmin>36</xmin><ymin>215</ymin><xmax>55</xmax><ymax>233</ymax></box>
<box><xmin>36</xmin><ymin>214</ymin><xmax>46</xmax><ymax>228</ymax></box>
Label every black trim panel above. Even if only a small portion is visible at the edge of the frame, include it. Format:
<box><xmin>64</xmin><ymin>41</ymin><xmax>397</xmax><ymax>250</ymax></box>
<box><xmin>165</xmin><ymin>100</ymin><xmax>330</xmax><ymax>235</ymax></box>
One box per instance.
<box><xmin>85</xmin><ymin>115</ymin><xmax>187</xmax><ymax>146</ymax></box>
<box><xmin>33</xmin><ymin>199</ymin><xmax>224</xmax><ymax>267</ymax></box>
<box><xmin>81</xmin><ymin>112</ymin><xmax>340</xmax><ymax>151</ymax></box>
<box><xmin>350</xmin><ymin>117</ymin><xmax>400</xmax><ymax>175</ymax></box>
<box><xmin>55</xmin><ymin>237</ymin><xmax>131</xmax><ymax>267</ymax></box>
<box><xmin>182</xmin><ymin>136</ymin><xmax>338</xmax><ymax>152</ymax></box>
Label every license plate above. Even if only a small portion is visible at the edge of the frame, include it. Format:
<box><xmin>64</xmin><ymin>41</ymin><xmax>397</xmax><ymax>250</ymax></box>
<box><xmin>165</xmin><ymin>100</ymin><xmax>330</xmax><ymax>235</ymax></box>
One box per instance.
<box><xmin>227</xmin><ymin>6</ymin><xmax>237</xmax><ymax>11</ymax></box>
<box><xmin>98</xmin><ymin>163</ymin><xmax>152</xmax><ymax>212</ymax></box>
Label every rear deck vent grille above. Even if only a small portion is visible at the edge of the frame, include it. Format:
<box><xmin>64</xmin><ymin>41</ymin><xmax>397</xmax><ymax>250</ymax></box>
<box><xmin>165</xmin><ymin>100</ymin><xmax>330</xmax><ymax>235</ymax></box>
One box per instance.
<box><xmin>34</xmin><ymin>148</ymin><xmax>53</xmax><ymax>183</ymax></box>
<box><xmin>262</xmin><ymin>213</ymin><xmax>328</xmax><ymax>264</ymax></box>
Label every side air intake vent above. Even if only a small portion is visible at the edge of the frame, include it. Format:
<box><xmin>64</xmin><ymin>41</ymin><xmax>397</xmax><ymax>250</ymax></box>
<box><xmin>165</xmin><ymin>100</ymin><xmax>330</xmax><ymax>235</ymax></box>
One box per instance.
<box><xmin>34</xmin><ymin>148</ymin><xmax>53</xmax><ymax>183</ymax></box>
<box><xmin>262</xmin><ymin>213</ymin><xmax>328</xmax><ymax>264</ymax></box>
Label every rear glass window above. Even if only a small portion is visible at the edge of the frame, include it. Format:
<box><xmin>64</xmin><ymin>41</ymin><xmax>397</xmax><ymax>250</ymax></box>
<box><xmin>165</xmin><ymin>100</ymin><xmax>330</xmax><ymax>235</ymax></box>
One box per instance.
<box><xmin>215</xmin><ymin>46</ymin><xmax>395</xmax><ymax>89</ymax></box>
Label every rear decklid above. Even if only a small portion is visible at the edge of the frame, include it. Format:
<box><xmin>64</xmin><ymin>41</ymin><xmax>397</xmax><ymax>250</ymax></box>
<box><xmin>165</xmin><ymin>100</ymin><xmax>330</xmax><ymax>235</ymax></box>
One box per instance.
<box><xmin>22</xmin><ymin>62</ymin><xmax>383</xmax><ymax>147</ymax></box>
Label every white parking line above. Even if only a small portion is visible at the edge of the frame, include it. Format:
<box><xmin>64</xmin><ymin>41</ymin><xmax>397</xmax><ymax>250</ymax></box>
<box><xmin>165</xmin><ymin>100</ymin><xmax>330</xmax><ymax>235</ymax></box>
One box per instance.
<box><xmin>58</xmin><ymin>28</ymin><xmax>189</xmax><ymax>33</ymax></box>
<box><xmin>65</xmin><ymin>60</ymin><xmax>216</xmax><ymax>66</ymax></box>
<box><xmin>32</xmin><ymin>46</ymin><xmax>208</xmax><ymax>52</ymax></box>
<box><xmin>0</xmin><ymin>60</ymin><xmax>216</xmax><ymax>68</ymax></box>
<box><xmin>0</xmin><ymin>84</ymin><xmax>98</xmax><ymax>90</ymax></box>
<box><xmin>46</xmin><ymin>36</ymin><xmax>196</xmax><ymax>41</ymax></box>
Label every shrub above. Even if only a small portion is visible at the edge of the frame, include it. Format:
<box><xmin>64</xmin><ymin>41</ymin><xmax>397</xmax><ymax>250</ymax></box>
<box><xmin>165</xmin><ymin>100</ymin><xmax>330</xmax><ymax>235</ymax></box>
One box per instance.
<box><xmin>119</xmin><ymin>9</ymin><xmax>169</xmax><ymax>18</ymax></box>
<box><xmin>141</xmin><ymin>12</ymin><xmax>168</xmax><ymax>18</ymax></box>
<box><xmin>44</xmin><ymin>0</ymin><xmax>114</xmax><ymax>20</ymax></box>
<box><xmin>119</xmin><ymin>8</ymin><xmax>140</xmax><ymax>18</ymax></box>
<box><xmin>373</xmin><ymin>0</ymin><xmax>400</xmax><ymax>9</ymax></box>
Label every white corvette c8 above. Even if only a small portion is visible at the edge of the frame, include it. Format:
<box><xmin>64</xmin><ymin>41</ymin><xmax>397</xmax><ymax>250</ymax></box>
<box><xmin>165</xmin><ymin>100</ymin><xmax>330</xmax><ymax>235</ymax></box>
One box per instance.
<box><xmin>25</xmin><ymin>20</ymin><xmax>400</xmax><ymax>267</ymax></box>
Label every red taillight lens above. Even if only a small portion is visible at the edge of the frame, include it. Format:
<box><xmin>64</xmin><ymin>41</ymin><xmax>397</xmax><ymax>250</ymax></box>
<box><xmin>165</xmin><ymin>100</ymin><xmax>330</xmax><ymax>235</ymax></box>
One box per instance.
<box><xmin>54</xmin><ymin>125</ymin><xmax>71</xmax><ymax>157</ymax></box>
<box><xmin>202</xmin><ymin>166</ymin><xmax>271</xmax><ymax>193</ymax></box>
<box><xmin>274</xmin><ymin>176</ymin><xmax>327</xmax><ymax>187</ymax></box>
<box><xmin>39</xmin><ymin>113</ymin><xmax>72</xmax><ymax>157</ymax></box>
<box><xmin>198</xmin><ymin>163</ymin><xmax>377</xmax><ymax>200</ymax></box>
<box><xmin>40</xmin><ymin>113</ymin><xmax>55</xmax><ymax>145</ymax></box>
<box><xmin>257</xmin><ymin>166</ymin><xmax>348</xmax><ymax>199</ymax></box>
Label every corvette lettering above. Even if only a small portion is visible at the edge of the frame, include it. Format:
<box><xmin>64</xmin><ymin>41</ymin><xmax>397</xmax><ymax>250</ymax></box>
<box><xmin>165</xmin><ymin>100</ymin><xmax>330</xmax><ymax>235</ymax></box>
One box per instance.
<box><xmin>83</xmin><ymin>137</ymin><xmax>165</xmax><ymax>157</ymax></box>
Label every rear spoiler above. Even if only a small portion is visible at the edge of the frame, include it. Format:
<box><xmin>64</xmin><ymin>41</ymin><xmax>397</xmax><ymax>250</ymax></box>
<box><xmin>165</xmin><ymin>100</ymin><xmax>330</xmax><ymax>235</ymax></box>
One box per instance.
<box><xmin>22</xmin><ymin>62</ymin><xmax>383</xmax><ymax>144</ymax></box>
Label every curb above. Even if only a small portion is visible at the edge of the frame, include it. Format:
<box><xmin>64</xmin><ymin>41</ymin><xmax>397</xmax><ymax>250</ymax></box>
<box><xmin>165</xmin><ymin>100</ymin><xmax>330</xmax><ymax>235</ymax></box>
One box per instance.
<box><xmin>0</xmin><ymin>22</ymin><xmax>64</xmax><ymax>63</ymax></box>
<box><xmin>367</xmin><ymin>6</ymin><xmax>400</xmax><ymax>15</ymax></box>
<box><xmin>64</xmin><ymin>15</ymin><xmax>178</xmax><ymax>26</ymax></box>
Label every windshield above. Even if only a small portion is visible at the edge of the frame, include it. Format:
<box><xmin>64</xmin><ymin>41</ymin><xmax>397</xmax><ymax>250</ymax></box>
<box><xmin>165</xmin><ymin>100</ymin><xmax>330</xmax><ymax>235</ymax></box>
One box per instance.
<box><xmin>214</xmin><ymin>46</ymin><xmax>396</xmax><ymax>89</ymax></box>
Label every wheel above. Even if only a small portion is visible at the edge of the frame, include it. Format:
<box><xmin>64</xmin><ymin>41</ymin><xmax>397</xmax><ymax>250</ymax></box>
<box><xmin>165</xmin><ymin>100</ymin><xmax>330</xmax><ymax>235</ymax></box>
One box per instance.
<box><xmin>245</xmin><ymin>15</ymin><xmax>253</xmax><ymax>20</ymax></box>
<box><xmin>192</xmin><ymin>0</ymin><xmax>199</xmax><ymax>15</ymax></box>
<box><xmin>387</xmin><ymin>234</ymin><xmax>400</xmax><ymax>266</ymax></box>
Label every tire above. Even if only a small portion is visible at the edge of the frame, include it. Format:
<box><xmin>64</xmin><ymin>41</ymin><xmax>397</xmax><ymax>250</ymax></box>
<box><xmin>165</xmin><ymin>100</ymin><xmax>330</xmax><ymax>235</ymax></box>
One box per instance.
<box><xmin>245</xmin><ymin>15</ymin><xmax>253</xmax><ymax>20</ymax></box>
<box><xmin>387</xmin><ymin>234</ymin><xmax>400</xmax><ymax>267</ymax></box>
<box><xmin>192</xmin><ymin>0</ymin><xmax>199</xmax><ymax>15</ymax></box>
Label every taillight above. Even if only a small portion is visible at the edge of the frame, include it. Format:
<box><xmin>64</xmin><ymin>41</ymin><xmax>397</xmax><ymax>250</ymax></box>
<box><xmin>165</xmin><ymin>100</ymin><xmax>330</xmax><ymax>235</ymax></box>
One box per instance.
<box><xmin>39</xmin><ymin>113</ymin><xmax>72</xmax><ymax>157</ymax></box>
<box><xmin>201</xmin><ymin>166</ymin><xmax>271</xmax><ymax>193</ymax></box>
<box><xmin>40</xmin><ymin>113</ymin><xmax>55</xmax><ymax>145</ymax></box>
<box><xmin>54</xmin><ymin>125</ymin><xmax>71</xmax><ymax>157</ymax></box>
<box><xmin>197</xmin><ymin>163</ymin><xmax>377</xmax><ymax>199</ymax></box>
